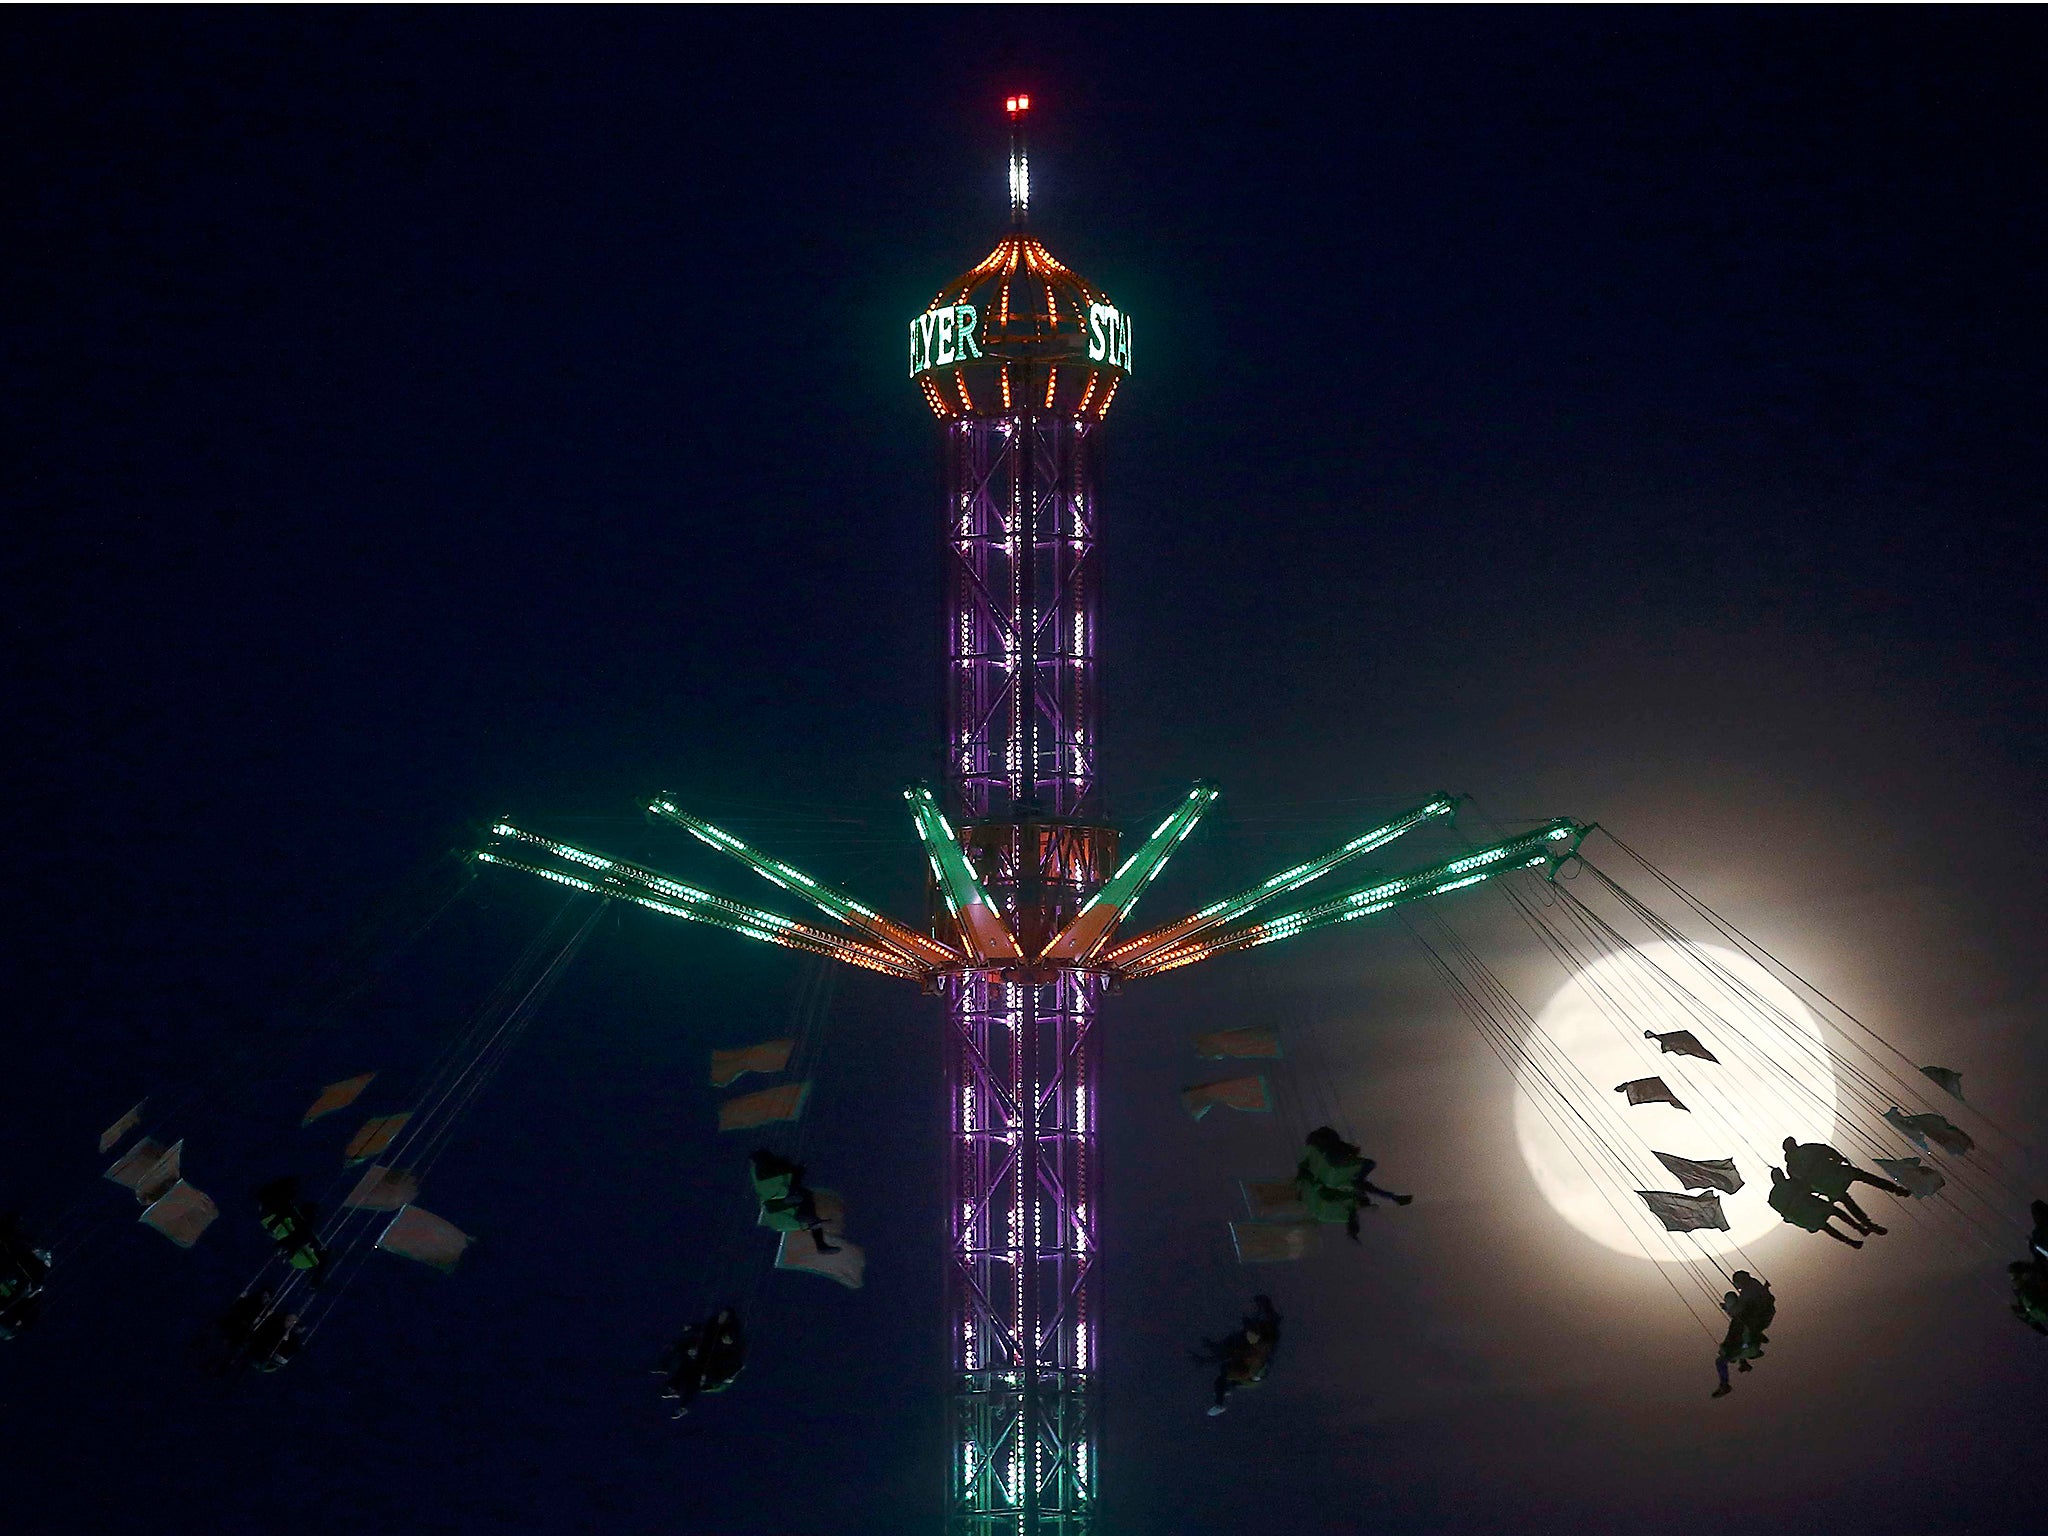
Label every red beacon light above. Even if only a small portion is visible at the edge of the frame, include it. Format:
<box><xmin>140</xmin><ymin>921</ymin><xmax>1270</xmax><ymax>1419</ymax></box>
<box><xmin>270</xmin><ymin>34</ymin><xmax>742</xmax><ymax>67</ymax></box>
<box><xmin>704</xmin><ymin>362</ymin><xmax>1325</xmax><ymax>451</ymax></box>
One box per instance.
<box><xmin>1006</xmin><ymin>94</ymin><xmax>1031</xmax><ymax>117</ymax></box>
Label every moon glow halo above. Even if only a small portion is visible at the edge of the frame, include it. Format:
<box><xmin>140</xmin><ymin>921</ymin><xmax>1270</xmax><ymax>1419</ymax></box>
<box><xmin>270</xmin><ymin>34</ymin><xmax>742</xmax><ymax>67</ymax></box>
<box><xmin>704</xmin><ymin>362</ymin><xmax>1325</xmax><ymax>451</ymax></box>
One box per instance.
<box><xmin>1513</xmin><ymin>940</ymin><xmax>1838</xmax><ymax>1262</ymax></box>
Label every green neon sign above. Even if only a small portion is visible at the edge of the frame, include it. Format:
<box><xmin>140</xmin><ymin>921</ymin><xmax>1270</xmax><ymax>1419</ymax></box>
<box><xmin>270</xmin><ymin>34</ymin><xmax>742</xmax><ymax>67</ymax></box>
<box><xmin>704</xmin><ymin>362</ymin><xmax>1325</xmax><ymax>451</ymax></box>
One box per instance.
<box><xmin>908</xmin><ymin>304</ymin><xmax>984</xmax><ymax>377</ymax></box>
<box><xmin>1086</xmin><ymin>303</ymin><xmax>1132</xmax><ymax>372</ymax></box>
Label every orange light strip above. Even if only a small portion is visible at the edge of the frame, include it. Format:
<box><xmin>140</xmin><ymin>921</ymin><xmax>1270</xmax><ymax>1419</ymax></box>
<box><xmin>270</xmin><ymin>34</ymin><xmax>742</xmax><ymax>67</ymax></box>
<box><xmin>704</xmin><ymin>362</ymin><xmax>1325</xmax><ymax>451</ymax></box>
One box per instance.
<box><xmin>951</xmin><ymin>245</ymin><xmax>1007</xmax><ymax>303</ymax></box>
<box><xmin>1044</xmin><ymin>366</ymin><xmax>1058</xmax><ymax>408</ymax></box>
<box><xmin>1096</xmin><ymin>377</ymin><xmax>1122</xmax><ymax>419</ymax></box>
<box><xmin>954</xmin><ymin>370</ymin><xmax>974</xmax><ymax>411</ymax></box>
<box><xmin>1076</xmin><ymin>372</ymin><xmax>1098</xmax><ymax>414</ymax></box>
<box><xmin>999</xmin><ymin>364</ymin><xmax>1013</xmax><ymax>409</ymax></box>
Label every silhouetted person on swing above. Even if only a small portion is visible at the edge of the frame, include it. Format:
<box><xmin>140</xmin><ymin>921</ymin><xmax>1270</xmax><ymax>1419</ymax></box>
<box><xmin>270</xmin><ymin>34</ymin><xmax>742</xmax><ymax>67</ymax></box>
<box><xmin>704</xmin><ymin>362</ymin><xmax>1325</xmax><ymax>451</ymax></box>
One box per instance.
<box><xmin>1196</xmin><ymin>1294</ymin><xmax>1282</xmax><ymax>1416</ymax></box>
<box><xmin>2012</xmin><ymin>1263</ymin><xmax>2048</xmax><ymax>1336</ymax></box>
<box><xmin>1781</xmin><ymin>1137</ymin><xmax>1905</xmax><ymax>1232</ymax></box>
<box><xmin>206</xmin><ymin>1288</ymin><xmax>306</xmax><ymax>1374</ymax></box>
<box><xmin>1295</xmin><ymin>1127</ymin><xmax>1413</xmax><ymax>1242</ymax></box>
<box><xmin>2010</xmin><ymin>1199</ymin><xmax>2048</xmax><ymax>1336</ymax></box>
<box><xmin>0</xmin><ymin>1213</ymin><xmax>52</xmax><ymax>1342</ymax></box>
<box><xmin>656</xmin><ymin>1307</ymin><xmax>746</xmax><ymax>1417</ymax></box>
<box><xmin>748</xmin><ymin>1150</ymin><xmax>840</xmax><ymax>1254</ymax></box>
<box><xmin>254</xmin><ymin>1176</ymin><xmax>330</xmax><ymax>1283</ymax></box>
<box><xmin>1767</xmin><ymin>1166</ymin><xmax>1875</xmax><ymax>1247</ymax></box>
<box><xmin>1711</xmin><ymin>1271</ymin><xmax>1775</xmax><ymax>1398</ymax></box>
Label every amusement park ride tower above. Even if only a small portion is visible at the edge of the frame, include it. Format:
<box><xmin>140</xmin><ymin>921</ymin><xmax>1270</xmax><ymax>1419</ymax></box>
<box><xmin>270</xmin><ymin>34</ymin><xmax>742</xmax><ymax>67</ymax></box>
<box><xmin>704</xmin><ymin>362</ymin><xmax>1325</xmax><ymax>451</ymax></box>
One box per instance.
<box><xmin>478</xmin><ymin>95</ymin><xmax>1585</xmax><ymax>1533</ymax></box>
<box><xmin>912</xmin><ymin>93</ymin><xmax>1129</xmax><ymax>1531</ymax></box>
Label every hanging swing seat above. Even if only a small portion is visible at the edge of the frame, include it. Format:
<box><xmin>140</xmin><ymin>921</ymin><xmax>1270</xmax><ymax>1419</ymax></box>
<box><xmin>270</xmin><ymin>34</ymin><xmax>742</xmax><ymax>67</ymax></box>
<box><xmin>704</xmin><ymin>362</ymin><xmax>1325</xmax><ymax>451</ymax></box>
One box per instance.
<box><xmin>1918</xmin><ymin>1065</ymin><xmax>1965</xmax><ymax>1101</ymax></box>
<box><xmin>720</xmin><ymin>1082</ymin><xmax>811</xmax><ymax>1133</ymax></box>
<box><xmin>344</xmin><ymin>1165</ymin><xmax>420</xmax><ymax>1211</ymax></box>
<box><xmin>1653</xmin><ymin>1151</ymin><xmax>1743</xmax><ymax>1194</ymax></box>
<box><xmin>1636</xmin><ymin>1189</ymin><xmax>1729</xmax><ymax>1233</ymax></box>
<box><xmin>377</xmin><ymin>1205</ymin><xmax>473</xmax><ymax>1273</ymax></box>
<box><xmin>1644</xmin><ymin>1029</ymin><xmax>1719</xmax><ymax>1063</ymax></box>
<box><xmin>302</xmin><ymin>1073</ymin><xmax>376</xmax><ymax>1126</ymax></box>
<box><xmin>711</xmin><ymin>1040</ymin><xmax>794</xmax><ymax>1088</ymax></box>
<box><xmin>1884</xmin><ymin>1107</ymin><xmax>1973</xmax><ymax>1157</ymax></box>
<box><xmin>106</xmin><ymin>1138</ymin><xmax>183</xmax><ymax>1205</ymax></box>
<box><xmin>344</xmin><ymin>1114</ymin><xmax>412</xmax><ymax>1165</ymax></box>
<box><xmin>1180</xmin><ymin>1076</ymin><xmax>1272</xmax><ymax>1121</ymax></box>
<box><xmin>1230</xmin><ymin>1221</ymin><xmax>1316</xmax><ymax>1264</ymax></box>
<box><xmin>99</xmin><ymin>1101</ymin><xmax>145</xmax><ymax>1155</ymax></box>
<box><xmin>1240</xmin><ymin>1180</ymin><xmax>1309</xmax><ymax>1222</ymax></box>
<box><xmin>759</xmin><ymin>1188</ymin><xmax>845</xmax><ymax>1233</ymax></box>
<box><xmin>1193</xmin><ymin>1027</ymin><xmax>1282</xmax><ymax>1060</ymax></box>
<box><xmin>139</xmin><ymin>1180</ymin><xmax>219</xmax><ymax>1248</ymax></box>
<box><xmin>1873</xmin><ymin>1156</ymin><xmax>1944</xmax><ymax>1198</ymax></box>
<box><xmin>1615</xmin><ymin>1078</ymin><xmax>1688</xmax><ymax>1111</ymax></box>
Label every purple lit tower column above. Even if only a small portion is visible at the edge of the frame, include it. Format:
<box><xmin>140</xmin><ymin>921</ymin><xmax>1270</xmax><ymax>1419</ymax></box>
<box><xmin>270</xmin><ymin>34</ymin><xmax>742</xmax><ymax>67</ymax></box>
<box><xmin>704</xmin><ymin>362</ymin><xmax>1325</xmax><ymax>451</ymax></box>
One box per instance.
<box><xmin>908</xmin><ymin>94</ymin><xmax>1134</xmax><ymax>1533</ymax></box>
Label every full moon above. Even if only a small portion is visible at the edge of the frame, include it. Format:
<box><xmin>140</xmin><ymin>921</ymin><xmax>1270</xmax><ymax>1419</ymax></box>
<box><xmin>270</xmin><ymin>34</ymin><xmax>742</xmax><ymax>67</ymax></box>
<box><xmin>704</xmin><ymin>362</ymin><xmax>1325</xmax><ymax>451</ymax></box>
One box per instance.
<box><xmin>1513</xmin><ymin>940</ymin><xmax>1838</xmax><ymax>1261</ymax></box>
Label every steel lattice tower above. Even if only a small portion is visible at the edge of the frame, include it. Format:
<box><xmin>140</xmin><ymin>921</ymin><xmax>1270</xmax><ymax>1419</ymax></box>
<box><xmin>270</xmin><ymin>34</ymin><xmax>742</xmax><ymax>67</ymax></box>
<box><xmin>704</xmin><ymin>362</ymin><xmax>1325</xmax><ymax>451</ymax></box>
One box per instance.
<box><xmin>479</xmin><ymin>93</ymin><xmax>1588</xmax><ymax>1535</ymax></box>
<box><xmin>912</xmin><ymin>95</ymin><xmax>1131</xmax><ymax>1531</ymax></box>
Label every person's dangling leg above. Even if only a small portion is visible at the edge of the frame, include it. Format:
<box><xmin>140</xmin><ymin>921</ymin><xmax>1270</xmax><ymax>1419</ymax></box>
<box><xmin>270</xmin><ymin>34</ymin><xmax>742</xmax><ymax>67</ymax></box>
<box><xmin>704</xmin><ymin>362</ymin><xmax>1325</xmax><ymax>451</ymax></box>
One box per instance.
<box><xmin>1208</xmin><ymin>1373</ymin><xmax>1233</xmax><ymax>1415</ymax></box>
<box><xmin>1711</xmin><ymin>1317</ymin><xmax>1743</xmax><ymax>1397</ymax></box>
<box><xmin>666</xmin><ymin>1369</ymin><xmax>703</xmax><ymax>1417</ymax></box>
<box><xmin>1821</xmin><ymin>1196</ymin><xmax>1867</xmax><ymax>1233</ymax></box>
<box><xmin>1848</xmin><ymin>1169</ymin><xmax>1910</xmax><ymax>1198</ymax></box>
<box><xmin>1359</xmin><ymin>1177</ymin><xmax>1413</xmax><ymax>1206</ymax></box>
<box><xmin>794</xmin><ymin>1187</ymin><xmax>840</xmax><ymax>1253</ymax></box>
<box><xmin>1819</xmin><ymin>1219</ymin><xmax>1865</xmax><ymax>1248</ymax></box>
<box><xmin>1835</xmin><ymin>1193</ymin><xmax>1885</xmax><ymax>1234</ymax></box>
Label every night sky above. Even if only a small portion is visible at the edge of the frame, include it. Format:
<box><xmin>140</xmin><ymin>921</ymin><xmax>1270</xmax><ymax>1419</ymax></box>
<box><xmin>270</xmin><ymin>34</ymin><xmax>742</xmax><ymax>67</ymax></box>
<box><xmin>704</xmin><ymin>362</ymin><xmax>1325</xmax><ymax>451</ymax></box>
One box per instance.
<box><xmin>6</xmin><ymin>9</ymin><xmax>2044</xmax><ymax>1534</ymax></box>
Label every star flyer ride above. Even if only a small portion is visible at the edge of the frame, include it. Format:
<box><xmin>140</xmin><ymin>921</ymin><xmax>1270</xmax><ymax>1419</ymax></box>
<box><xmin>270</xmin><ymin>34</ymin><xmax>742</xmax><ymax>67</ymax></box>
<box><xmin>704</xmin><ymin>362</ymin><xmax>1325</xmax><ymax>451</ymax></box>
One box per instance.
<box><xmin>476</xmin><ymin>94</ymin><xmax>1590</xmax><ymax>1534</ymax></box>
<box><xmin>43</xmin><ymin>92</ymin><xmax>2026</xmax><ymax>1536</ymax></box>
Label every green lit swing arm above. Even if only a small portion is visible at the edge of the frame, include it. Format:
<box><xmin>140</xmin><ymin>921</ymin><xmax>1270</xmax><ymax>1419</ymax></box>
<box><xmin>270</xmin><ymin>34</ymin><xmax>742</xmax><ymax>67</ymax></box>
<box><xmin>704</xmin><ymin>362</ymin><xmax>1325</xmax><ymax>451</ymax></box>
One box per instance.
<box><xmin>1037</xmin><ymin>781</ymin><xmax>1218</xmax><ymax>965</ymax></box>
<box><xmin>645</xmin><ymin>796</ymin><xmax>962</xmax><ymax>970</ymax></box>
<box><xmin>1101</xmin><ymin>794</ymin><xmax>1458</xmax><ymax>972</ymax></box>
<box><xmin>479</xmin><ymin>824</ymin><xmax>930</xmax><ymax>982</ymax></box>
<box><xmin>477</xmin><ymin>799</ymin><xmax>1587</xmax><ymax>987</ymax></box>
<box><xmin>1119</xmin><ymin>817</ymin><xmax>1590</xmax><ymax>980</ymax></box>
<box><xmin>905</xmin><ymin>784</ymin><xmax>1024</xmax><ymax>965</ymax></box>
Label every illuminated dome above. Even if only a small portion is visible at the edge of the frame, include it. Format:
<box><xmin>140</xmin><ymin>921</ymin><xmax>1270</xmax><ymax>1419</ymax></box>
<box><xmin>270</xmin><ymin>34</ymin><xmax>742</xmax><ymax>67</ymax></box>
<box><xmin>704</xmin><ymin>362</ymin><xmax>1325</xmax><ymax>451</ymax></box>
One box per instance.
<box><xmin>908</xmin><ymin>97</ymin><xmax>1132</xmax><ymax>423</ymax></box>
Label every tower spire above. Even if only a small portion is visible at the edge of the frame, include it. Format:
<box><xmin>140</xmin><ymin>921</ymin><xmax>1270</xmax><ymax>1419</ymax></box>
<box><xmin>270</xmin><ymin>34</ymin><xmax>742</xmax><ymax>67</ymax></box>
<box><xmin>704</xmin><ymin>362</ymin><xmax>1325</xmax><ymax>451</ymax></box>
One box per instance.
<box><xmin>1005</xmin><ymin>92</ymin><xmax>1031</xmax><ymax>228</ymax></box>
